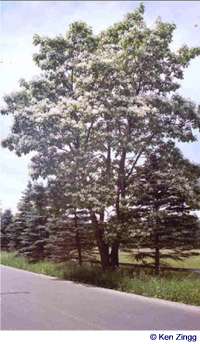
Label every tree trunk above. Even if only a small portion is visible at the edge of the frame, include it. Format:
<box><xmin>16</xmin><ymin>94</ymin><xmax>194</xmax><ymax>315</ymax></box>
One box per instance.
<box><xmin>74</xmin><ymin>210</ymin><xmax>82</xmax><ymax>266</ymax></box>
<box><xmin>155</xmin><ymin>233</ymin><xmax>160</xmax><ymax>275</ymax></box>
<box><xmin>114</xmin><ymin>147</ymin><xmax>126</xmax><ymax>265</ymax></box>
<box><xmin>119</xmin><ymin>148</ymin><xmax>126</xmax><ymax>199</ymax></box>
<box><xmin>95</xmin><ymin>224</ymin><xmax>110</xmax><ymax>270</ymax></box>
<box><xmin>75</xmin><ymin>230</ymin><xmax>82</xmax><ymax>266</ymax></box>
<box><xmin>110</xmin><ymin>241</ymin><xmax>119</xmax><ymax>268</ymax></box>
<box><xmin>98</xmin><ymin>240</ymin><xmax>110</xmax><ymax>271</ymax></box>
<box><xmin>90</xmin><ymin>210</ymin><xmax>110</xmax><ymax>270</ymax></box>
<box><xmin>153</xmin><ymin>203</ymin><xmax>160</xmax><ymax>276</ymax></box>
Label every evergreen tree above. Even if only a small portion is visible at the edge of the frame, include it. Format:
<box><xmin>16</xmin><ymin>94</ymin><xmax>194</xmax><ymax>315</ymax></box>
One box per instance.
<box><xmin>45</xmin><ymin>177</ymin><xmax>96</xmax><ymax>264</ymax></box>
<box><xmin>0</xmin><ymin>209</ymin><xmax>13</xmax><ymax>250</ymax></box>
<box><xmin>128</xmin><ymin>144</ymin><xmax>200</xmax><ymax>274</ymax></box>
<box><xmin>6</xmin><ymin>182</ymin><xmax>33</xmax><ymax>251</ymax></box>
<box><xmin>19</xmin><ymin>183</ymin><xmax>48</xmax><ymax>262</ymax></box>
<box><xmin>45</xmin><ymin>208</ymin><xmax>95</xmax><ymax>264</ymax></box>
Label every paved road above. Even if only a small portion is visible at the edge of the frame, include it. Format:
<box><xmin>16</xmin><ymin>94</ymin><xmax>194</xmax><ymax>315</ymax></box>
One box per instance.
<box><xmin>1</xmin><ymin>265</ymin><xmax>200</xmax><ymax>330</ymax></box>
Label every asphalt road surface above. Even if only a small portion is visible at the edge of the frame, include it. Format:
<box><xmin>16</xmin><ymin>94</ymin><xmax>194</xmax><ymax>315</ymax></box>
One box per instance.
<box><xmin>1</xmin><ymin>265</ymin><xmax>200</xmax><ymax>330</ymax></box>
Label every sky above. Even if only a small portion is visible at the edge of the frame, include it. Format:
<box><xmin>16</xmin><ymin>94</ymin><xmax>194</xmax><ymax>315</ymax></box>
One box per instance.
<box><xmin>0</xmin><ymin>1</ymin><xmax>200</xmax><ymax>212</ymax></box>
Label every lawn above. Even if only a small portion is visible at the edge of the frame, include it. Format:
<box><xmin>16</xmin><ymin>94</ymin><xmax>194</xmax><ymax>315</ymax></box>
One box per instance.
<box><xmin>1</xmin><ymin>251</ymin><xmax>200</xmax><ymax>306</ymax></box>
<box><xmin>119</xmin><ymin>250</ymin><xmax>200</xmax><ymax>269</ymax></box>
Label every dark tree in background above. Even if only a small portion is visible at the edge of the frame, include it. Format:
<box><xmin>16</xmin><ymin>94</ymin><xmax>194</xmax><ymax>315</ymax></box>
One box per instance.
<box><xmin>0</xmin><ymin>209</ymin><xmax>13</xmax><ymax>250</ymax></box>
<box><xmin>45</xmin><ymin>211</ymin><xmax>95</xmax><ymax>264</ymax></box>
<box><xmin>128</xmin><ymin>144</ymin><xmax>200</xmax><ymax>274</ymax></box>
<box><xmin>19</xmin><ymin>183</ymin><xmax>48</xmax><ymax>262</ymax></box>
<box><xmin>6</xmin><ymin>182</ymin><xmax>33</xmax><ymax>251</ymax></box>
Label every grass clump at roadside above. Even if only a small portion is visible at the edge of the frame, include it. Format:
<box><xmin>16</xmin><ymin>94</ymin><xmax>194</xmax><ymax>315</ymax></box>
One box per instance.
<box><xmin>0</xmin><ymin>251</ymin><xmax>65</xmax><ymax>279</ymax></box>
<box><xmin>1</xmin><ymin>251</ymin><xmax>200</xmax><ymax>306</ymax></box>
<box><xmin>64</xmin><ymin>264</ymin><xmax>200</xmax><ymax>306</ymax></box>
<box><xmin>124</xmin><ymin>274</ymin><xmax>200</xmax><ymax>306</ymax></box>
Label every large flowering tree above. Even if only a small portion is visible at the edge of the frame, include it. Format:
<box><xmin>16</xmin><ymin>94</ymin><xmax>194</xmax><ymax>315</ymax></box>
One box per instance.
<box><xmin>1</xmin><ymin>5</ymin><xmax>200</xmax><ymax>269</ymax></box>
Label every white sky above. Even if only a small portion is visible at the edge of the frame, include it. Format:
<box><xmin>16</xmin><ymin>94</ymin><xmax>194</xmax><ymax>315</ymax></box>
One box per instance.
<box><xmin>0</xmin><ymin>1</ymin><xmax>200</xmax><ymax>212</ymax></box>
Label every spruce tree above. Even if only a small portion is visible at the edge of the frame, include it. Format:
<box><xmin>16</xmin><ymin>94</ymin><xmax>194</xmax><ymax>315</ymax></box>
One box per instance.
<box><xmin>19</xmin><ymin>183</ymin><xmax>48</xmax><ymax>262</ymax></box>
<box><xmin>6</xmin><ymin>182</ymin><xmax>33</xmax><ymax>251</ymax></box>
<box><xmin>0</xmin><ymin>209</ymin><xmax>13</xmax><ymax>250</ymax></box>
<box><xmin>45</xmin><ymin>209</ymin><xmax>95</xmax><ymax>264</ymax></box>
<box><xmin>128</xmin><ymin>144</ymin><xmax>200</xmax><ymax>274</ymax></box>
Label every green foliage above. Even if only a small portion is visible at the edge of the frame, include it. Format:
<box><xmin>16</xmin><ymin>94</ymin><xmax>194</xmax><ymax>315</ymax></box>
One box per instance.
<box><xmin>124</xmin><ymin>144</ymin><xmax>200</xmax><ymax>273</ymax></box>
<box><xmin>0</xmin><ymin>209</ymin><xmax>13</xmax><ymax>250</ymax></box>
<box><xmin>45</xmin><ymin>211</ymin><xmax>95</xmax><ymax>263</ymax></box>
<box><xmin>9</xmin><ymin>182</ymin><xmax>49</xmax><ymax>261</ymax></box>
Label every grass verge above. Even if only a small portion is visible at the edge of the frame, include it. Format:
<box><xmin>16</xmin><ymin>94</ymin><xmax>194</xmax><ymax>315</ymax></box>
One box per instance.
<box><xmin>1</xmin><ymin>251</ymin><xmax>200</xmax><ymax>306</ymax></box>
<box><xmin>0</xmin><ymin>251</ymin><xmax>65</xmax><ymax>279</ymax></box>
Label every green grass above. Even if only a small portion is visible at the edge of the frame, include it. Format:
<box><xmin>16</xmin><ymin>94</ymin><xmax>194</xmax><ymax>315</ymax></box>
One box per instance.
<box><xmin>124</xmin><ymin>274</ymin><xmax>200</xmax><ymax>306</ymax></box>
<box><xmin>163</xmin><ymin>255</ymin><xmax>200</xmax><ymax>269</ymax></box>
<box><xmin>1</xmin><ymin>251</ymin><xmax>200</xmax><ymax>306</ymax></box>
<box><xmin>119</xmin><ymin>250</ymin><xmax>200</xmax><ymax>269</ymax></box>
<box><xmin>0</xmin><ymin>251</ymin><xmax>65</xmax><ymax>279</ymax></box>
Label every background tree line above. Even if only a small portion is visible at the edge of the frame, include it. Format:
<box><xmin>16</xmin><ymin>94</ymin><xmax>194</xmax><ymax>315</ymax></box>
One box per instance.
<box><xmin>1</xmin><ymin>4</ymin><xmax>200</xmax><ymax>273</ymax></box>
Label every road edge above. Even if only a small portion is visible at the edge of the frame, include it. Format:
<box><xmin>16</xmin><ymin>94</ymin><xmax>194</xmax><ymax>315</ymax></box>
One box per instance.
<box><xmin>1</xmin><ymin>264</ymin><xmax>200</xmax><ymax>312</ymax></box>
